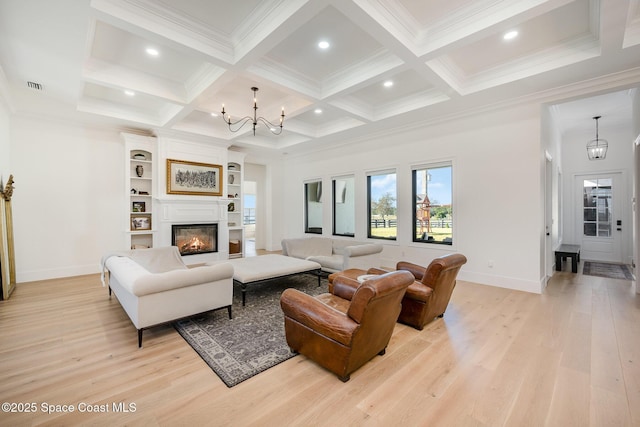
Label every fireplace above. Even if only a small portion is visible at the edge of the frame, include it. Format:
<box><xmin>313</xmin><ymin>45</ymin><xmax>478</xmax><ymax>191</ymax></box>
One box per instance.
<box><xmin>171</xmin><ymin>223</ymin><xmax>218</xmax><ymax>256</ymax></box>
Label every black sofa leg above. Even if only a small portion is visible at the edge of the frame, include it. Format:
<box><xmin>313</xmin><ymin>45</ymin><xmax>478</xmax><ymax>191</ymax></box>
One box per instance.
<box><xmin>138</xmin><ymin>329</ymin><xmax>143</xmax><ymax>348</ymax></box>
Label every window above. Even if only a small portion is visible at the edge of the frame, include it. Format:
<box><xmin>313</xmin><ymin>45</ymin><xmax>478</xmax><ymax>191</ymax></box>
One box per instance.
<box><xmin>413</xmin><ymin>163</ymin><xmax>453</xmax><ymax>245</ymax></box>
<box><xmin>304</xmin><ymin>180</ymin><xmax>322</xmax><ymax>234</ymax></box>
<box><xmin>333</xmin><ymin>176</ymin><xmax>355</xmax><ymax>237</ymax></box>
<box><xmin>583</xmin><ymin>178</ymin><xmax>612</xmax><ymax>237</ymax></box>
<box><xmin>367</xmin><ymin>171</ymin><xmax>397</xmax><ymax>240</ymax></box>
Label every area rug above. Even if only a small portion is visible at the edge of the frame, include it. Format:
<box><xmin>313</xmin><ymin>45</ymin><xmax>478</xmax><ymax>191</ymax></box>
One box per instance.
<box><xmin>174</xmin><ymin>274</ymin><xmax>326</xmax><ymax>387</ymax></box>
<box><xmin>583</xmin><ymin>261</ymin><xmax>633</xmax><ymax>280</ymax></box>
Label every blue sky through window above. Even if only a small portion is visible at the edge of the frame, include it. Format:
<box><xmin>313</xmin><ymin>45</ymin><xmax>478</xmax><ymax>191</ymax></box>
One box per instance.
<box><xmin>415</xmin><ymin>166</ymin><xmax>452</xmax><ymax>205</ymax></box>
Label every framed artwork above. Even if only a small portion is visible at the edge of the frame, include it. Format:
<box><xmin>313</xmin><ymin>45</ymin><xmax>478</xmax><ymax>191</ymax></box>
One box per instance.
<box><xmin>132</xmin><ymin>201</ymin><xmax>145</xmax><ymax>212</ymax></box>
<box><xmin>131</xmin><ymin>214</ymin><xmax>151</xmax><ymax>231</ymax></box>
<box><xmin>166</xmin><ymin>159</ymin><xmax>222</xmax><ymax>196</ymax></box>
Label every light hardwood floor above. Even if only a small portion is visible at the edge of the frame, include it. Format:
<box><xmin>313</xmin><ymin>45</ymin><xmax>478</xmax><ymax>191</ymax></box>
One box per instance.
<box><xmin>0</xmin><ymin>263</ymin><xmax>638</xmax><ymax>426</ymax></box>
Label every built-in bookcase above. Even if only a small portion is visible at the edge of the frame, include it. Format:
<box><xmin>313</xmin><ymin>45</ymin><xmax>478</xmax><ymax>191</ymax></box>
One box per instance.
<box><xmin>123</xmin><ymin>133</ymin><xmax>156</xmax><ymax>249</ymax></box>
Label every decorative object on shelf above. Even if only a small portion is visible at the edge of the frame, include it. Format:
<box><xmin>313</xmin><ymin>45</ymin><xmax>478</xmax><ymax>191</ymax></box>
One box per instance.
<box><xmin>228</xmin><ymin>202</ymin><xmax>235</xmax><ymax>212</ymax></box>
<box><xmin>131</xmin><ymin>214</ymin><xmax>151</xmax><ymax>230</ymax></box>
<box><xmin>132</xmin><ymin>201</ymin><xmax>145</xmax><ymax>212</ymax></box>
<box><xmin>135</xmin><ymin>164</ymin><xmax>144</xmax><ymax>177</ymax></box>
<box><xmin>229</xmin><ymin>174</ymin><xmax>235</xmax><ymax>184</ymax></box>
<box><xmin>587</xmin><ymin>115</ymin><xmax>608</xmax><ymax>160</ymax></box>
<box><xmin>228</xmin><ymin>164</ymin><xmax>237</xmax><ymax>171</ymax></box>
<box><xmin>220</xmin><ymin>87</ymin><xmax>285</xmax><ymax>136</ymax></box>
<box><xmin>131</xmin><ymin>188</ymin><xmax>137</xmax><ymax>194</ymax></box>
<box><xmin>138</xmin><ymin>191</ymin><xmax>149</xmax><ymax>195</ymax></box>
<box><xmin>133</xmin><ymin>153</ymin><xmax>146</xmax><ymax>160</ymax></box>
<box><xmin>167</xmin><ymin>159</ymin><xmax>223</xmax><ymax>196</ymax></box>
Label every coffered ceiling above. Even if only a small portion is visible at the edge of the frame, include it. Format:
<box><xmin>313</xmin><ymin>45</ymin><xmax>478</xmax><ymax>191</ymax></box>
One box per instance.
<box><xmin>1</xmin><ymin>0</ymin><xmax>639</xmax><ymax>158</ymax></box>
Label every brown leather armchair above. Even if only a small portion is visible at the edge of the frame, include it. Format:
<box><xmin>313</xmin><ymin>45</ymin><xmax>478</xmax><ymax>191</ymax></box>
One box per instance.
<box><xmin>280</xmin><ymin>270</ymin><xmax>414</xmax><ymax>382</ymax></box>
<box><xmin>328</xmin><ymin>253</ymin><xmax>467</xmax><ymax>330</ymax></box>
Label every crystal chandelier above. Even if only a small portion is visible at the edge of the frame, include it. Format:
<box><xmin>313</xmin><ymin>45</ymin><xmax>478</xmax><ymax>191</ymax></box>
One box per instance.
<box><xmin>586</xmin><ymin>115</ymin><xmax>608</xmax><ymax>160</ymax></box>
<box><xmin>221</xmin><ymin>87</ymin><xmax>284</xmax><ymax>136</ymax></box>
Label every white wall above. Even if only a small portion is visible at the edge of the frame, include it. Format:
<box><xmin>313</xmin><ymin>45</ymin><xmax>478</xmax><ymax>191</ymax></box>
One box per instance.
<box><xmin>632</xmin><ymin>89</ymin><xmax>640</xmax><ymax>289</ymax></box>
<box><xmin>541</xmin><ymin>106</ymin><xmax>564</xmax><ymax>281</ymax></box>
<box><xmin>11</xmin><ymin>116</ymin><xmax>123</xmax><ymax>282</ymax></box>
<box><xmin>0</xmin><ymin>95</ymin><xmax>10</xmax><ymax>182</ymax></box>
<box><xmin>271</xmin><ymin>103</ymin><xmax>545</xmax><ymax>293</ymax></box>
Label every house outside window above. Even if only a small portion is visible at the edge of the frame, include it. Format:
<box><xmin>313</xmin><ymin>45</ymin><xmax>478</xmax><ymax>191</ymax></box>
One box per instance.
<box><xmin>413</xmin><ymin>163</ymin><xmax>453</xmax><ymax>245</ymax></box>
<box><xmin>367</xmin><ymin>170</ymin><xmax>397</xmax><ymax>240</ymax></box>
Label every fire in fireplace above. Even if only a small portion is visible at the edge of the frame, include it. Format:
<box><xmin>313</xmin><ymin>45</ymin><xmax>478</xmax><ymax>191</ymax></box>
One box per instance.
<box><xmin>171</xmin><ymin>223</ymin><xmax>218</xmax><ymax>256</ymax></box>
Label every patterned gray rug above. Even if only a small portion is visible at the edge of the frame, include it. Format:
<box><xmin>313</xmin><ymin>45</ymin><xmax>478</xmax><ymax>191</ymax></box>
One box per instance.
<box><xmin>583</xmin><ymin>261</ymin><xmax>633</xmax><ymax>280</ymax></box>
<box><xmin>174</xmin><ymin>273</ymin><xmax>326</xmax><ymax>387</ymax></box>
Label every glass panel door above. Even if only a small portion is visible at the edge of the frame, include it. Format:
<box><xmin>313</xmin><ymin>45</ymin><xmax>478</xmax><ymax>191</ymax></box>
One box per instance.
<box><xmin>576</xmin><ymin>173</ymin><xmax>623</xmax><ymax>263</ymax></box>
<box><xmin>583</xmin><ymin>178</ymin><xmax>612</xmax><ymax>237</ymax></box>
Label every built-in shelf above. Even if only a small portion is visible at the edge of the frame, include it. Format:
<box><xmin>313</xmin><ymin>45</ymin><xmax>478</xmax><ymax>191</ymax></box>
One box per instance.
<box><xmin>227</xmin><ymin>158</ymin><xmax>244</xmax><ymax>258</ymax></box>
<box><xmin>123</xmin><ymin>134</ymin><xmax>156</xmax><ymax>250</ymax></box>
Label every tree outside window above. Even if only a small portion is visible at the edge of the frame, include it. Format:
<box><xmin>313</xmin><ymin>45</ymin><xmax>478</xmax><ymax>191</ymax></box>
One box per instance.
<box><xmin>367</xmin><ymin>171</ymin><xmax>397</xmax><ymax>240</ymax></box>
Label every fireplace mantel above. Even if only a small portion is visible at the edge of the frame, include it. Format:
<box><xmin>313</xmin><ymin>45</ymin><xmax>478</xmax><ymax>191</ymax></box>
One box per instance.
<box><xmin>155</xmin><ymin>197</ymin><xmax>231</xmax><ymax>264</ymax></box>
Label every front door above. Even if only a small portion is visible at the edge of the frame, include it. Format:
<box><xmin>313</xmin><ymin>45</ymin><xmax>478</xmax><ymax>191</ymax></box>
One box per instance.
<box><xmin>576</xmin><ymin>173</ymin><xmax>622</xmax><ymax>262</ymax></box>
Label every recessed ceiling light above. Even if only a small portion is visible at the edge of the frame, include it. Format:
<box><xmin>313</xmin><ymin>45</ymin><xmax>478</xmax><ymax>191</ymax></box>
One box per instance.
<box><xmin>146</xmin><ymin>47</ymin><xmax>159</xmax><ymax>56</ymax></box>
<box><xmin>210</xmin><ymin>112</ymin><xmax>218</xmax><ymax>117</ymax></box>
<box><xmin>503</xmin><ymin>30</ymin><xmax>518</xmax><ymax>40</ymax></box>
<box><xmin>383</xmin><ymin>80</ymin><xmax>393</xmax><ymax>87</ymax></box>
<box><xmin>318</xmin><ymin>40</ymin><xmax>330</xmax><ymax>49</ymax></box>
<box><xmin>314</xmin><ymin>108</ymin><xmax>323</xmax><ymax>114</ymax></box>
<box><xmin>124</xmin><ymin>90</ymin><xmax>135</xmax><ymax>96</ymax></box>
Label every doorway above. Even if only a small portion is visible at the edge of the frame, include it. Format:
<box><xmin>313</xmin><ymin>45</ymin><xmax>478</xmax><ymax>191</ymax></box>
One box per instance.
<box><xmin>244</xmin><ymin>181</ymin><xmax>257</xmax><ymax>256</ymax></box>
<box><xmin>575</xmin><ymin>172</ymin><xmax>623</xmax><ymax>262</ymax></box>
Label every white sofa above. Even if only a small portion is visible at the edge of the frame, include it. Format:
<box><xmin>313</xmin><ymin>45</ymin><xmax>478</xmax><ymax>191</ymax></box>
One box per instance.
<box><xmin>281</xmin><ymin>237</ymin><xmax>383</xmax><ymax>273</ymax></box>
<box><xmin>103</xmin><ymin>246</ymin><xmax>234</xmax><ymax>347</ymax></box>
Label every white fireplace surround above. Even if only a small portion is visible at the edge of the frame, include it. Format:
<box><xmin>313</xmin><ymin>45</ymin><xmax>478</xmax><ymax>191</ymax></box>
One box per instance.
<box><xmin>156</xmin><ymin>197</ymin><xmax>230</xmax><ymax>265</ymax></box>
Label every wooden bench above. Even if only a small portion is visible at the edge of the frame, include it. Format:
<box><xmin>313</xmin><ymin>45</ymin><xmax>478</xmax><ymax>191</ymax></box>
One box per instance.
<box><xmin>555</xmin><ymin>244</ymin><xmax>581</xmax><ymax>273</ymax></box>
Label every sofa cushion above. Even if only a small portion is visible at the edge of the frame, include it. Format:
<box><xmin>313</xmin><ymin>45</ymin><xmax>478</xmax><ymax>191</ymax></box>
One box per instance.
<box><xmin>128</xmin><ymin>246</ymin><xmax>187</xmax><ymax>273</ymax></box>
<box><xmin>283</xmin><ymin>237</ymin><xmax>332</xmax><ymax>259</ymax></box>
<box><xmin>105</xmin><ymin>256</ymin><xmax>152</xmax><ymax>294</ymax></box>
<box><xmin>306</xmin><ymin>254</ymin><xmax>344</xmax><ymax>272</ymax></box>
<box><xmin>131</xmin><ymin>263</ymin><xmax>234</xmax><ymax>296</ymax></box>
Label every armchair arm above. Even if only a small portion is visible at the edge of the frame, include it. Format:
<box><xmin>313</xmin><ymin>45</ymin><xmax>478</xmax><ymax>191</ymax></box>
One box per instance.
<box><xmin>396</xmin><ymin>261</ymin><xmax>426</xmax><ymax>281</ymax></box>
<box><xmin>367</xmin><ymin>267</ymin><xmax>389</xmax><ymax>275</ymax></box>
<box><xmin>280</xmin><ymin>289</ymin><xmax>358</xmax><ymax>346</ymax></box>
<box><xmin>330</xmin><ymin>275</ymin><xmax>360</xmax><ymax>300</ymax></box>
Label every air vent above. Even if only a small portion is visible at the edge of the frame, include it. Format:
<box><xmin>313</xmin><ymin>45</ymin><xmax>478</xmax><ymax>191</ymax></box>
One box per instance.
<box><xmin>27</xmin><ymin>81</ymin><xmax>43</xmax><ymax>90</ymax></box>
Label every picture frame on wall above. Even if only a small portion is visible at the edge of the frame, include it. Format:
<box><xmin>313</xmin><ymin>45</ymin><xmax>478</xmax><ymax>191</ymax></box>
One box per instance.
<box><xmin>166</xmin><ymin>159</ymin><xmax>223</xmax><ymax>196</ymax></box>
<box><xmin>131</xmin><ymin>214</ymin><xmax>151</xmax><ymax>231</ymax></box>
